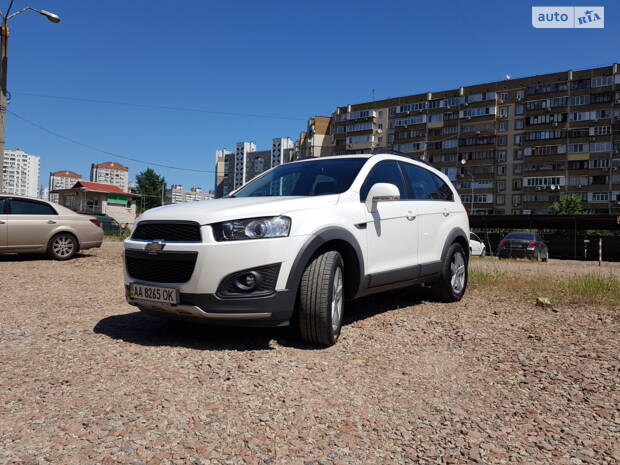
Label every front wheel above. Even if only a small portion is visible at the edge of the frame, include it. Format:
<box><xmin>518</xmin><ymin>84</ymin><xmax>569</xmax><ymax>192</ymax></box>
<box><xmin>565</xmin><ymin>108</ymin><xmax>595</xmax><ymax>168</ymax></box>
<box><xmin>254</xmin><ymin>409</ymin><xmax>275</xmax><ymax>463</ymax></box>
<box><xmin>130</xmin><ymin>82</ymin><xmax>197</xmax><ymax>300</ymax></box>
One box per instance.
<box><xmin>432</xmin><ymin>243</ymin><xmax>468</xmax><ymax>302</ymax></box>
<box><xmin>296</xmin><ymin>251</ymin><xmax>344</xmax><ymax>347</ymax></box>
<box><xmin>47</xmin><ymin>233</ymin><xmax>78</xmax><ymax>260</ymax></box>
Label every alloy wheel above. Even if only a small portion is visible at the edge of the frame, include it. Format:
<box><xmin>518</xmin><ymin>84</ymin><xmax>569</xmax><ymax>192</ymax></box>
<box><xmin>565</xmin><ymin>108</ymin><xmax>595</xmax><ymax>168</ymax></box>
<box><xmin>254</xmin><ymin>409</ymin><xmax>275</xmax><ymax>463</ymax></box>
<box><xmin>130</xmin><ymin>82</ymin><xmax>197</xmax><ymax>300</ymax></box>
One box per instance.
<box><xmin>450</xmin><ymin>251</ymin><xmax>466</xmax><ymax>293</ymax></box>
<box><xmin>331</xmin><ymin>266</ymin><xmax>344</xmax><ymax>333</ymax></box>
<box><xmin>52</xmin><ymin>235</ymin><xmax>74</xmax><ymax>258</ymax></box>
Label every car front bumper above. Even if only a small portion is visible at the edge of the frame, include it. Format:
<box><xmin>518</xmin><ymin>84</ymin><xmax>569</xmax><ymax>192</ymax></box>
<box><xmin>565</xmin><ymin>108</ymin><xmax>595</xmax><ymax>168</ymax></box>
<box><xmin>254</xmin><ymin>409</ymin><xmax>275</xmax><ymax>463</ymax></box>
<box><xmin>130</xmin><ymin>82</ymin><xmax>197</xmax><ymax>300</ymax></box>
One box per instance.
<box><xmin>125</xmin><ymin>286</ymin><xmax>296</xmax><ymax>326</ymax></box>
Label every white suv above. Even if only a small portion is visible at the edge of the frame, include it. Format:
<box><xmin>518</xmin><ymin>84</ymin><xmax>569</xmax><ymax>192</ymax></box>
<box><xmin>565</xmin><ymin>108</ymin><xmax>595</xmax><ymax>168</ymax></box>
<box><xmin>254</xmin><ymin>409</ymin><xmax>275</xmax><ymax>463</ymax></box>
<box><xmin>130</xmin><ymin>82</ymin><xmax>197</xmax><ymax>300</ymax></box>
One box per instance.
<box><xmin>124</xmin><ymin>154</ymin><xmax>469</xmax><ymax>346</ymax></box>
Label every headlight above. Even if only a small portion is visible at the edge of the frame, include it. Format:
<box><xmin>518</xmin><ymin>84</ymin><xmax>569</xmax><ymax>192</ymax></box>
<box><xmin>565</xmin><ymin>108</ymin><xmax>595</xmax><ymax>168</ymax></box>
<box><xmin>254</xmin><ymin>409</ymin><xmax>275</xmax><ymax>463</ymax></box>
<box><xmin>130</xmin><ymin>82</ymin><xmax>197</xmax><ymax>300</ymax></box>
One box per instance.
<box><xmin>213</xmin><ymin>216</ymin><xmax>291</xmax><ymax>241</ymax></box>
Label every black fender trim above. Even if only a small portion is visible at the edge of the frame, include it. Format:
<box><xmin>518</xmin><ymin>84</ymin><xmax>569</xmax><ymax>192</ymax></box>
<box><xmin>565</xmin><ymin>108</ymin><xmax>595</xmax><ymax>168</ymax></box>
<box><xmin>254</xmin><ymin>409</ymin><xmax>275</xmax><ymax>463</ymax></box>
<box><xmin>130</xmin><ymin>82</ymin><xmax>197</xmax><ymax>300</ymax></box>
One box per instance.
<box><xmin>440</xmin><ymin>227</ymin><xmax>470</xmax><ymax>265</ymax></box>
<box><xmin>285</xmin><ymin>227</ymin><xmax>365</xmax><ymax>299</ymax></box>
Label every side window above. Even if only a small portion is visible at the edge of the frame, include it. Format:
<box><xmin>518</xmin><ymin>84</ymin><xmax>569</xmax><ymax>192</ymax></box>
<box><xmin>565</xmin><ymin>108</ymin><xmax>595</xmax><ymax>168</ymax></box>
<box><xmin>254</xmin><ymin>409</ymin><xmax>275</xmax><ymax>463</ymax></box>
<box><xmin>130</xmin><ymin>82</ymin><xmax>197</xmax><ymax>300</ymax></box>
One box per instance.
<box><xmin>9</xmin><ymin>199</ymin><xmax>57</xmax><ymax>215</ymax></box>
<box><xmin>400</xmin><ymin>162</ymin><xmax>454</xmax><ymax>201</ymax></box>
<box><xmin>0</xmin><ymin>198</ymin><xmax>6</xmax><ymax>214</ymax></box>
<box><xmin>360</xmin><ymin>161</ymin><xmax>406</xmax><ymax>201</ymax></box>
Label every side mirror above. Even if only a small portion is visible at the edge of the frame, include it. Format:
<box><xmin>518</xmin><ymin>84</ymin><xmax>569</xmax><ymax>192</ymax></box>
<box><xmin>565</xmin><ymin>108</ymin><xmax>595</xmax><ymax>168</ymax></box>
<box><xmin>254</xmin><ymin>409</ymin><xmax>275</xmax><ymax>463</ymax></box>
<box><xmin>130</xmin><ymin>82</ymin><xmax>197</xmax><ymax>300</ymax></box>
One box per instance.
<box><xmin>365</xmin><ymin>183</ymin><xmax>400</xmax><ymax>212</ymax></box>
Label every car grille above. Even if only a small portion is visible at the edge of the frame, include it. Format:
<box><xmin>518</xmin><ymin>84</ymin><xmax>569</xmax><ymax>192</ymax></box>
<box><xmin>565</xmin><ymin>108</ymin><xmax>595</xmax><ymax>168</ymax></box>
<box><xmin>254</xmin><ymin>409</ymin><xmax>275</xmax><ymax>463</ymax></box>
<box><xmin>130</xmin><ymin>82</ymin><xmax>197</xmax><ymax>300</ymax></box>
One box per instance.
<box><xmin>125</xmin><ymin>250</ymin><xmax>198</xmax><ymax>283</ymax></box>
<box><xmin>131</xmin><ymin>221</ymin><xmax>202</xmax><ymax>242</ymax></box>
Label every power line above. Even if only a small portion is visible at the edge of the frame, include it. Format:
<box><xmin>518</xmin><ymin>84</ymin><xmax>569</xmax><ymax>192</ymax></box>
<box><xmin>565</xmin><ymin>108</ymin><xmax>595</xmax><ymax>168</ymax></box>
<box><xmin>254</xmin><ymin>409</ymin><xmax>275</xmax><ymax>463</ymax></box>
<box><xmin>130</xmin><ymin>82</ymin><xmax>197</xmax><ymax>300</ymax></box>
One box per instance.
<box><xmin>11</xmin><ymin>91</ymin><xmax>306</xmax><ymax>121</ymax></box>
<box><xmin>7</xmin><ymin>109</ymin><xmax>217</xmax><ymax>173</ymax></box>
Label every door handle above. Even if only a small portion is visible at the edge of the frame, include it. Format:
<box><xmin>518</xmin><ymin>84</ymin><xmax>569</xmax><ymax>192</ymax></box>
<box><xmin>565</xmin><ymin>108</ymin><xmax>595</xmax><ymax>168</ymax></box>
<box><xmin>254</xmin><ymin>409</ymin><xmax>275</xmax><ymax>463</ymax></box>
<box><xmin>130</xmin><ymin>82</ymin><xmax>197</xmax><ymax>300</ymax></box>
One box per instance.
<box><xmin>47</xmin><ymin>220</ymin><xmax>57</xmax><ymax>224</ymax></box>
<box><xmin>406</xmin><ymin>210</ymin><xmax>416</xmax><ymax>221</ymax></box>
<box><xmin>0</xmin><ymin>220</ymin><xmax>5</xmax><ymax>224</ymax></box>
<box><xmin>442</xmin><ymin>209</ymin><xmax>450</xmax><ymax>217</ymax></box>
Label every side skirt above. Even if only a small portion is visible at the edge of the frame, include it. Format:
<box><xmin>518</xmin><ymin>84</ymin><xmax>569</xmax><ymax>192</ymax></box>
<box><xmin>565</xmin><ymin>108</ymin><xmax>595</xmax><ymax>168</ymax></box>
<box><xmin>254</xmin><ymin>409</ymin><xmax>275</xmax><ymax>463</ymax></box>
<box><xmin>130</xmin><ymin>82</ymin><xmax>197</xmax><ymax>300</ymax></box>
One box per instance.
<box><xmin>356</xmin><ymin>261</ymin><xmax>441</xmax><ymax>298</ymax></box>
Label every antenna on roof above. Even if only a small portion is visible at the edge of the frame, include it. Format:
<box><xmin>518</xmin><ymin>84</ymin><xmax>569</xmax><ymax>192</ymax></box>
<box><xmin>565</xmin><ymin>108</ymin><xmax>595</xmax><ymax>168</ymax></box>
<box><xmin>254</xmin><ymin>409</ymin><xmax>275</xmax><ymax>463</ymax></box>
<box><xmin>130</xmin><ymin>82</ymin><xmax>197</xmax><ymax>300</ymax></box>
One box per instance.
<box><xmin>372</xmin><ymin>88</ymin><xmax>376</xmax><ymax>102</ymax></box>
<box><xmin>505</xmin><ymin>74</ymin><xmax>512</xmax><ymax>80</ymax></box>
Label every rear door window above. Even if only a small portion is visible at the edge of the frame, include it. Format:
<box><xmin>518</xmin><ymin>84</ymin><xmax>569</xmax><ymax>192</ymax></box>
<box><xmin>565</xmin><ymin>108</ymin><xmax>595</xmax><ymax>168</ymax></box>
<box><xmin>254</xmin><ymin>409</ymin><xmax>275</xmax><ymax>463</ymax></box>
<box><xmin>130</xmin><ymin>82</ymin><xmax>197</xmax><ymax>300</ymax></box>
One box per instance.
<box><xmin>399</xmin><ymin>162</ymin><xmax>454</xmax><ymax>201</ymax></box>
<box><xmin>9</xmin><ymin>199</ymin><xmax>57</xmax><ymax>215</ymax></box>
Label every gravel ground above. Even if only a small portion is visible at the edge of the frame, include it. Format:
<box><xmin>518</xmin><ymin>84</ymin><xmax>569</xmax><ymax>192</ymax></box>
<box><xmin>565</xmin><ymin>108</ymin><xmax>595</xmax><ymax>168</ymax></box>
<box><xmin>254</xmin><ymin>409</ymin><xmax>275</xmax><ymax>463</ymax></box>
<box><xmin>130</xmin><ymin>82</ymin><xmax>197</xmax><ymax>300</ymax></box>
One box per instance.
<box><xmin>1</xmin><ymin>241</ymin><xmax>619</xmax><ymax>465</ymax></box>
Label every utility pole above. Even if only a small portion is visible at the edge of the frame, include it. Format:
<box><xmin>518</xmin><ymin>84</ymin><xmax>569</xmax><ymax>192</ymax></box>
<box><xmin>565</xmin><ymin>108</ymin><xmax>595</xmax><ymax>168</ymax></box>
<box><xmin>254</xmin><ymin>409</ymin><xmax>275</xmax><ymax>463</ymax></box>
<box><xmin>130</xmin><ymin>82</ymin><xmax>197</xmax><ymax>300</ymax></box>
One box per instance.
<box><xmin>0</xmin><ymin>3</ymin><xmax>60</xmax><ymax>193</ymax></box>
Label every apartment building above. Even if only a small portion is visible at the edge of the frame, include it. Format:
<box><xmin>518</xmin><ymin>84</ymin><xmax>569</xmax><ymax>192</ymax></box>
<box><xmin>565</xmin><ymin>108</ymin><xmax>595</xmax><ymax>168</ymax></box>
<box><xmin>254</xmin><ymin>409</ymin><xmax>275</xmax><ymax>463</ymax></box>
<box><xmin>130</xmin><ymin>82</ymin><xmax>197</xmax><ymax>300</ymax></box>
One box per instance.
<box><xmin>90</xmin><ymin>161</ymin><xmax>129</xmax><ymax>192</ymax></box>
<box><xmin>294</xmin><ymin>116</ymin><xmax>334</xmax><ymax>160</ymax></box>
<box><xmin>1</xmin><ymin>149</ymin><xmax>40</xmax><ymax>198</ymax></box>
<box><xmin>329</xmin><ymin>64</ymin><xmax>620</xmax><ymax>215</ymax></box>
<box><xmin>48</xmin><ymin>170</ymin><xmax>82</xmax><ymax>202</ymax></box>
<box><xmin>170</xmin><ymin>185</ymin><xmax>213</xmax><ymax>203</ymax></box>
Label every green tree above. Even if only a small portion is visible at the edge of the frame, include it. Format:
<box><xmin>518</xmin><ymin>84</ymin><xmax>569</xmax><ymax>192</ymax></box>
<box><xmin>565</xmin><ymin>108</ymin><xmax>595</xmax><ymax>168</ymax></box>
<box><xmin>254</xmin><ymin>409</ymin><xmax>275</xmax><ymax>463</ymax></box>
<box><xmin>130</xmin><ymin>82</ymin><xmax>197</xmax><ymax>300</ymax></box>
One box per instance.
<box><xmin>549</xmin><ymin>194</ymin><xmax>584</xmax><ymax>215</ymax></box>
<box><xmin>135</xmin><ymin>168</ymin><xmax>166</xmax><ymax>211</ymax></box>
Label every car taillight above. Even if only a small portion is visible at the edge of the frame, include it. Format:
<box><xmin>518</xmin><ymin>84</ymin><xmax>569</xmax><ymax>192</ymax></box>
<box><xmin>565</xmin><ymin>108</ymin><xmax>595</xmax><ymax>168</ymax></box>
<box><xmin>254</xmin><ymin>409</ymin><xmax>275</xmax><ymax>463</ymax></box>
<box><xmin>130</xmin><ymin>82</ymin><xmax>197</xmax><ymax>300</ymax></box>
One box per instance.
<box><xmin>90</xmin><ymin>219</ymin><xmax>101</xmax><ymax>227</ymax></box>
<box><xmin>528</xmin><ymin>240</ymin><xmax>536</xmax><ymax>247</ymax></box>
<box><xmin>499</xmin><ymin>240</ymin><xmax>505</xmax><ymax>247</ymax></box>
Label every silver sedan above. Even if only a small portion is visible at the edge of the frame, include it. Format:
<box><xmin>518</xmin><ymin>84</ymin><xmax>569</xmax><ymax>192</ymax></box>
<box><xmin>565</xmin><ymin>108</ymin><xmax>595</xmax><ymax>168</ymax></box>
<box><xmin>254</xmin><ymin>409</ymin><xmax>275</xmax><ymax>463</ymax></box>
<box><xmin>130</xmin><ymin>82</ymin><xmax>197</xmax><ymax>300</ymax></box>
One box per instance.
<box><xmin>0</xmin><ymin>195</ymin><xmax>104</xmax><ymax>260</ymax></box>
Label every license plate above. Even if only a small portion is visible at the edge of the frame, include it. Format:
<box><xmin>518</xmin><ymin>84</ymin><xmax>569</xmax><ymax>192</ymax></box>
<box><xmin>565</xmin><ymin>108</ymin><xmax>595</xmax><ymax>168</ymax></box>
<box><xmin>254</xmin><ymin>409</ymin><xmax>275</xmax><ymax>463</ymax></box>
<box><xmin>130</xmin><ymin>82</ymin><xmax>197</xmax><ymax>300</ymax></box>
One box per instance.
<box><xmin>129</xmin><ymin>283</ymin><xmax>178</xmax><ymax>305</ymax></box>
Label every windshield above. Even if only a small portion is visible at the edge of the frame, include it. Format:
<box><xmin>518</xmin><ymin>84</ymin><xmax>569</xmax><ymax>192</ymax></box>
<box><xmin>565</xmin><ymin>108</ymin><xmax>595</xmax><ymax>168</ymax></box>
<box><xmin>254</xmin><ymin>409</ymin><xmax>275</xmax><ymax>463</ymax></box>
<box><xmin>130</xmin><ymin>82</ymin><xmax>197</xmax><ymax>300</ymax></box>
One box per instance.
<box><xmin>232</xmin><ymin>157</ymin><xmax>368</xmax><ymax>197</ymax></box>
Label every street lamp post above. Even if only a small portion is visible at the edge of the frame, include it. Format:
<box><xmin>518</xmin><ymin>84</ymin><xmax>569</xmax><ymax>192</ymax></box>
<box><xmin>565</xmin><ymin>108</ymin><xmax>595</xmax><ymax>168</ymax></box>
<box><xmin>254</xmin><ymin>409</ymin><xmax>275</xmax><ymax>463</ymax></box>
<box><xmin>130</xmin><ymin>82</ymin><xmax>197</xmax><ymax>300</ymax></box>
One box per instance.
<box><xmin>0</xmin><ymin>1</ymin><xmax>60</xmax><ymax>193</ymax></box>
<box><xmin>460</xmin><ymin>158</ymin><xmax>475</xmax><ymax>213</ymax></box>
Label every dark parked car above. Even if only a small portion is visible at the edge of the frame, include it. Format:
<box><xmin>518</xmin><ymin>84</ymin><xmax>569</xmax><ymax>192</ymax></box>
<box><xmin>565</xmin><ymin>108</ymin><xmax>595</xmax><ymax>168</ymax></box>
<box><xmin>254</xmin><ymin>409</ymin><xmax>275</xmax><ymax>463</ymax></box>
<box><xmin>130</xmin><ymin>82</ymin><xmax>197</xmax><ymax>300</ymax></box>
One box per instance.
<box><xmin>498</xmin><ymin>232</ymin><xmax>549</xmax><ymax>261</ymax></box>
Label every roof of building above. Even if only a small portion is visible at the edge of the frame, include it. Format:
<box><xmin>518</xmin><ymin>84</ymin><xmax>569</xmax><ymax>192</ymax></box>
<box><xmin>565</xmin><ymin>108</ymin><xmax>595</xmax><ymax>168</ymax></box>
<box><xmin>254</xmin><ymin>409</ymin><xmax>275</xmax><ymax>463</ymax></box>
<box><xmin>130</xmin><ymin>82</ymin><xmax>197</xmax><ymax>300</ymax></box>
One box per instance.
<box><xmin>50</xmin><ymin>180</ymin><xmax>140</xmax><ymax>197</ymax></box>
<box><xmin>51</xmin><ymin>170</ymin><xmax>81</xmax><ymax>178</ymax></box>
<box><xmin>92</xmin><ymin>161</ymin><xmax>129</xmax><ymax>171</ymax></box>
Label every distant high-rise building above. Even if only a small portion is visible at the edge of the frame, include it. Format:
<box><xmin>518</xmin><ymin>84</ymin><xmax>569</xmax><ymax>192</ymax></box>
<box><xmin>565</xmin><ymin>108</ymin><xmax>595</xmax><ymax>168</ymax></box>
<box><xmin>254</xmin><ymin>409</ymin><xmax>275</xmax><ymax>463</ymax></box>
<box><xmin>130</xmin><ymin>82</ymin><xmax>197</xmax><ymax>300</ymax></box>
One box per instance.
<box><xmin>48</xmin><ymin>170</ymin><xmax>82</xmax><ymax>202</ymax></box>
<box><xmin>215</xmin><ymin>149</ymin><xmax>233</xmax><ymax>198</ymax></box>
<box><xmin>90</xmin><ymin>161</ymin><xmax>129</xmax><ymax>192</ymax></box>
<box><xmin>234</xmin><ymin>142</ymin><xmax>256</xmax><ymax>189</ymax></box>
<box><xmin>271</xmin><ymin>137</ymin><xmax>293</xmax><ymax>167</ymax></box>
<box><xmin>170</xmin><ymin>184</ymin><xmax>213</xmax><ymax>203</ymax></box>
<box><xmin>2</xmin><ymin>149</ymin><xmax>40</xmax><ymax>197</ymax></box>
<box><xmin>215</xmin><ymin>138</ymin><xmax>294</xmax><ymax>198</ymax></box>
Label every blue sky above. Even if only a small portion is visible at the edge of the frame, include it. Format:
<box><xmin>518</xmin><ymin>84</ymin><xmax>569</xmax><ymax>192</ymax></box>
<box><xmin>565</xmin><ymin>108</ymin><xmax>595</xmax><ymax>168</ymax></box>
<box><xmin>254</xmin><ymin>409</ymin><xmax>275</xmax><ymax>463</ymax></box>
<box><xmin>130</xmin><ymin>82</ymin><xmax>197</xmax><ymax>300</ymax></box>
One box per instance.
<box><xmin>5</xmin><ymin>0</ymin><xmax>619</xmax><ymax>190</ymax></box>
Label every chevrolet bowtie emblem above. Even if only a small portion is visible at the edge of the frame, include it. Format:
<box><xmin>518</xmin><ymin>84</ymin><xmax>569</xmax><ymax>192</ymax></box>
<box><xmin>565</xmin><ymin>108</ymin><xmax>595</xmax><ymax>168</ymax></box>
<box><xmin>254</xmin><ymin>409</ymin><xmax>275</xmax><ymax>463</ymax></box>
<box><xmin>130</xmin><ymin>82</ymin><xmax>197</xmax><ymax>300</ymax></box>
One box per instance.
<box><xmin>145</xmin><ymin>240</ymin><xmax>165</xmax><ymax>254</ymax></box>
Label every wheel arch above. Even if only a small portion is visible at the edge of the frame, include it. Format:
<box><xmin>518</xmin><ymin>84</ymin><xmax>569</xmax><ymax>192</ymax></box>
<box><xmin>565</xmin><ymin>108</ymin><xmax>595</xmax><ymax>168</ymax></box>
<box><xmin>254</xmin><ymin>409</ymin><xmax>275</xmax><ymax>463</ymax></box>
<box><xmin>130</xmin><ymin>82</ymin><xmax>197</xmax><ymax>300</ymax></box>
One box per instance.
<box><xmin>48</xmin><ymin>229</ymin><xmax>81</xmax><ymax>251</ymax></box>
<box><xmin>440</xmin><ymin>227</ymin><xmax>469</xmax><ymax>264</ymax></box>
<box><xmin>285</xmin><ymin>227</ymin><xmax>364</xmax><ymax>301</ymax></box>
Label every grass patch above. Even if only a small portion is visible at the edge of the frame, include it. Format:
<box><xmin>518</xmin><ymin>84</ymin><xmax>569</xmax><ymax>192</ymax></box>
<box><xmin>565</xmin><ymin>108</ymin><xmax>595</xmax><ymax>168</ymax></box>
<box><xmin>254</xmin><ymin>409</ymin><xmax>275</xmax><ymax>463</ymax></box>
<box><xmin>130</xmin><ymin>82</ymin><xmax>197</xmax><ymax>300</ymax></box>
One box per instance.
<box><xmin>469</xmin><ymin>266</ymin><xmax>620</xmax><ymax>305</ymax></box>
<box><xmin>564</xmin><ymin>274</ymin><xmax>620</xmax><ymax>303</ymax></box>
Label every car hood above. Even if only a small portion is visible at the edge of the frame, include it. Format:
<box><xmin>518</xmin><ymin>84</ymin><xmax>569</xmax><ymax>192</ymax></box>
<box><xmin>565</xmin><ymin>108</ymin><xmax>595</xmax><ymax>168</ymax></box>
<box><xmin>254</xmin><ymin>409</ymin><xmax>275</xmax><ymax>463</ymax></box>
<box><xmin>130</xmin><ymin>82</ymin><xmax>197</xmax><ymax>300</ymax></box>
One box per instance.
<box><xmin>136</xmin><ymin>195</ymin><xmax>339</xmax><ymax>225</ymax></box>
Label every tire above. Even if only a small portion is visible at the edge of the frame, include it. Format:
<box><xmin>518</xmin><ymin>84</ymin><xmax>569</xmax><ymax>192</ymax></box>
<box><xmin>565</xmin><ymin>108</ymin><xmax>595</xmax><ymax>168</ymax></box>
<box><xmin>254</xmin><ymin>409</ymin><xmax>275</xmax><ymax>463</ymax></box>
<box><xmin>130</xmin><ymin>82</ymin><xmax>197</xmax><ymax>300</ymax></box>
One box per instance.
<box><xmin>542</xmin><ymin>252</ymin><xmax>549</xmax><ymax>262</ymax></box>
<box><xmin>296</xmin><ymin>250</ymin><xmax>344</xmax><ymax>347</ymax></box>
<box><xmin>47</xmin><ymin>233</ymin><xmax>78</xmax><ymax>261</ymax></box>
<box><xmin>432</xmin><ymin>243</ymin><xmax>468</xmax><ymax>302</ymax></box>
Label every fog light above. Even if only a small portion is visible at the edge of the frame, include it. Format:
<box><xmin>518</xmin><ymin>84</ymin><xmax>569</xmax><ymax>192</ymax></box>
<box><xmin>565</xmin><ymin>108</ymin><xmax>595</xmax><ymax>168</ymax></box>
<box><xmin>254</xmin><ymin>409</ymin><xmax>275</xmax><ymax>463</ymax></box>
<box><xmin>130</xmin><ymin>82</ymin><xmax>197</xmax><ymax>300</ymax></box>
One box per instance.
<box><xmin>234</xmin><ymin>271</ymin><xmax>261</xmax><ymax>291</ymax></box>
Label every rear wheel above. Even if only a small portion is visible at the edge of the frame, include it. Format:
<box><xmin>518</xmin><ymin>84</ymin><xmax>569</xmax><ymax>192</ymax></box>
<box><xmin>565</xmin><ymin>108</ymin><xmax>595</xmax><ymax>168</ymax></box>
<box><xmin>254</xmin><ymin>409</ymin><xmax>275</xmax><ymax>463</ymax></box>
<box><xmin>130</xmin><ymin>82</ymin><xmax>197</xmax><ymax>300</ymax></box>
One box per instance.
<box><xmin>47</xmin><ymin>233</ymin><xmax>78</xmax><ymax>261</ymax></box>
<box><xmin>432</xmin><ymin>243</ymin><xmax>468</xmax><ymax>302</ymax></box>
<box><xmin>296</xmin><ymin>251</ymin><xmax>344</xmax><ymax>347</ymax></box>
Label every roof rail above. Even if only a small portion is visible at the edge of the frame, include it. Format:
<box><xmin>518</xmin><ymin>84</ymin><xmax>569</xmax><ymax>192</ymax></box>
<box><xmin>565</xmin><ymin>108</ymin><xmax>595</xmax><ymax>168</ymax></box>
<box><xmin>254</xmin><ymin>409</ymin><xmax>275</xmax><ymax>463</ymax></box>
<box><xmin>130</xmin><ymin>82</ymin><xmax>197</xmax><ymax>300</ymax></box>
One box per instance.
<box><xmin>372</xmin><ymin>149</ymin><xmax>432</xmax><ymax>166</ymax></box>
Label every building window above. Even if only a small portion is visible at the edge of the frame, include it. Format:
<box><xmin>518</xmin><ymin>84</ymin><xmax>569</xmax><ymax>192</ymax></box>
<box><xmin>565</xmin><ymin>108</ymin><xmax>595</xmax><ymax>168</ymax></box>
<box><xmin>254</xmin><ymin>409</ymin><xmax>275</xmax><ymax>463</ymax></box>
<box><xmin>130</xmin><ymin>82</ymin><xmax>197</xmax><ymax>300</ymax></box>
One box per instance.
<box><xmin>498</xmin><ymin>165</ymin><xmax>506</xmax><ymax>176</ymax></box>
<box><xmin>512</xmin><ymin>195</ymin><xmax>521</xmax><ymax>206</ymax></box>
<box><xmin>516</xmin><ymin>90</ymin><xmax>525</xmax><ymax>100</ymax></box>
<box><xmin>513</xmin><ymin>164</ymin><xmax>522</xmax><ymax>174</ymax></box>
<box><xmin>497</xmin><ymin>151</ymin><xmax>506</xmax><ymax>162</ymax></box>
<box><xmin>515</xmin><ymin>135</ymin><xmax>522</xmax><ymax>145</ymax></box>
<box><xmin>515</xmin><ymin>119</ymin><xmax>524</xmax><ymax>130</ymax></box>
<box><xmin>497</xmin><ymin>180</ymin><xmax>506</xmax><ymax>191</ymax></box>
<box><xmin>495</xmin><ymin>195</ymin><xmax>505</xmax><ymax>205</ymax></box>
<box><xmin>499</xmin><ymin>106</ymin><xmax>509</xmax><ymax>117</ymax></box>
<box><xmin>498</xmin><ymin>121</ymin><xmax>508</xmax><ymax>132</ymax></box>
<box><xmin>515</xmin><ymin>149</ymin><xmax>524</xmax><ymax>160</ymax></box>
<box><xmin>499</xmin><ymin>92</ymin><xmax>508</xmax><ymax>102</ymax></box>
<box><xmin>516</xmin><ymin>104</ymin><xmax>524</xmax><ymax>115</ymax></box>
<box><xmin>498</xmin><ymin>135</ymin><xmax>507</xmax><ymax>146</ymax></box>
